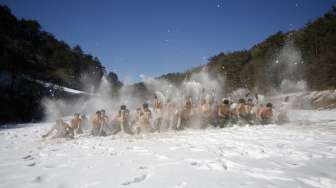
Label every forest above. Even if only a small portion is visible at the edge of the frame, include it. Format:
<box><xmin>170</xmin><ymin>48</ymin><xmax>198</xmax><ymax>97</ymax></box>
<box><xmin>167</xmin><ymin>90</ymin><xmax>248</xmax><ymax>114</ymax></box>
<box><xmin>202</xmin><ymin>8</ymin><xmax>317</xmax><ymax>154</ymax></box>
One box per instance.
<box><xmin>159</xmin><ymin>6</ymin><xmax>336</xmax><ymax>94</ymax></box>
<box><xmin>0</xmin><ymin>5</ymin><xmax>121</xmax><ymax>123</ymax></box>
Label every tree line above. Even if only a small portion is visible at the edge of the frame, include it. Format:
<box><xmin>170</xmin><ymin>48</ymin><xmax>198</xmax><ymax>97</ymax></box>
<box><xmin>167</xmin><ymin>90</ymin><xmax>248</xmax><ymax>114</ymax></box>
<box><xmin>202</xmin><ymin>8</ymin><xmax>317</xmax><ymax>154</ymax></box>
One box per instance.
<box><xmin>159</xmin><ymin>6</ymin><xmax>336</xmax><ymax>94</ymax></box>
<box><xmin>0</xmin><ymin>5</ymin><xmax>121</xmax><ymax>124</ymax></box>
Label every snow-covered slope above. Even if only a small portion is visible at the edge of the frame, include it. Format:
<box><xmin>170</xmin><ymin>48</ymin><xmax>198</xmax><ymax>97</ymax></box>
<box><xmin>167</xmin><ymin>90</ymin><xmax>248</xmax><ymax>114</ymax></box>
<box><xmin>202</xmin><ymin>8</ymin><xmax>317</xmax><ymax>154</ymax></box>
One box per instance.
<box><xmin>25</xmin><ymin>76</ymin><xmax>92</xmax><ymax>95</ymax></box>
<box><xmin>1</xmin><ymin>110</ymin><xmax>336</xmax><ymax>188</ymax></box>
<box><xmin>270</xmin><ymin>90</ymin><xmax>336</xmax><ymax>110</ymax></box>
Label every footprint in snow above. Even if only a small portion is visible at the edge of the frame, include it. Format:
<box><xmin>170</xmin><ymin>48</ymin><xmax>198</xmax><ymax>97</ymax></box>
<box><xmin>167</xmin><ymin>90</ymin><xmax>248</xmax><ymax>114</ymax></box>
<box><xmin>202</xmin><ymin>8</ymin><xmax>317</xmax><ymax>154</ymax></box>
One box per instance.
<box><xmin>121</xmin><ymin>174</ymin><xmax>148</xmax><ymax>186</ymax></box>
<box><xmin>32</xmin><ymin>175</ymin><xmax>47</xmax><ymax>183</ymax></box>
<box><xmin>27</xmin><ymin>162</ymin><xmax>36</xmax><ymax>167</ymax></box>
<box><xmin>23</xmin><ymin>154</ymin><xmax>34</xmax><ymax>160</ymax></box>
<box><xmin>138</xmin><ymin>166</ymin><xmax>148</xmax><ymax>170</ymax></box>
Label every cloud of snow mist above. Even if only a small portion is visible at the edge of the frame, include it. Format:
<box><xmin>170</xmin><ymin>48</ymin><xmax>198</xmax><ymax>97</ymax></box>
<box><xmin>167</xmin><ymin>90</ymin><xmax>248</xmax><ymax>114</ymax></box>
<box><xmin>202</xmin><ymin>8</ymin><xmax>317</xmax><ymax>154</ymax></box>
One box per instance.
<box><xmin>41</xmin><ymin>75</ymin><xmax>119</xmax><ymax>122</ymax></box>
<box><xmin>275</xmin><ymin>36</ymin><xmax>307</xmax><ymax>94</ymax></box>
<box><xmin>140</xmin><ymin>68</ymin><xmax>224</xmax><ymax>104</ymax></box>
<box><xmin>279</xmin><ymin>79</ymin><xmax>307</xmax><ymax>93</ymax></box>
<box><xmin>266</xmin><ymin>35</ymin><xmax>309</xmax><ymax>109</ymax></box>
<box><xmin>41</xmin><ymin>68</ymin><xmax>226</xmax><ymax>130</ymax></box>
<box><xmin>139</xmin><ymin>68</ymin><xmax>225</xmax><ymax>128</ymax></box>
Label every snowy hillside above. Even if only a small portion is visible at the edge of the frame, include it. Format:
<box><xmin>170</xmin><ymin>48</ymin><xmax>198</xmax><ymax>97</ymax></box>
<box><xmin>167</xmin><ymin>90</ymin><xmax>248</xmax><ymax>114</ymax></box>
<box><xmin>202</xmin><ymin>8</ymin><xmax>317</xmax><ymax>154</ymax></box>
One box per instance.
<box><xmin>1</xmin><ymin>110</ymin><xmax>336</xmax><ymax>188</ymax></box>
<box><xmin>269</xmin><ymin>90</ymin><xmax>336</xmax><ymax>110</ymax></box>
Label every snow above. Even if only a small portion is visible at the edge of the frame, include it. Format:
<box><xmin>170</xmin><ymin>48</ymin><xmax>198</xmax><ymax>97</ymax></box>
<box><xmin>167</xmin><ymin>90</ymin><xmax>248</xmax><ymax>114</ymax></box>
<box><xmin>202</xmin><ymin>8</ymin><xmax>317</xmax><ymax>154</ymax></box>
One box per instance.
<box><xmin>1</xmin><ymin>110</ymin><xmax>336</xmax><ymax>188</ymax></box>
<box><xmin>31</xmin><ymin>79</ymin><xmax>90</xmax><ymax>95</ymax></box>
<box><xmin>270</xmin><ymin>90</ymin><xmax>336</xmax><ymax>110</ymax></box>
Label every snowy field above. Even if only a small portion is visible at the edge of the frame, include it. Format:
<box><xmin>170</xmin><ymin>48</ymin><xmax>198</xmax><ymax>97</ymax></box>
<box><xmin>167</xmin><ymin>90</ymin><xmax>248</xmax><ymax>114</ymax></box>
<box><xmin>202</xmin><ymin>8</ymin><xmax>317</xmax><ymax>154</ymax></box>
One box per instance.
<box><xmin>1</xmin><ymin>110</ymin><xmax>336</xmax><ymax>188</ymax></box>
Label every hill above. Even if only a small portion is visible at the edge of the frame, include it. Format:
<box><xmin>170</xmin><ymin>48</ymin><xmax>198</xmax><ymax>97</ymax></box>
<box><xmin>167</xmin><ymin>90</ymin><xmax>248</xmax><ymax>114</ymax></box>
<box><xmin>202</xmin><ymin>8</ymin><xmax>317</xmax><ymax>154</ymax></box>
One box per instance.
<box><xmin>0</xmin><ymin>5</ymin><xmax>121</xmax><ymax>124</ymax></box>
<box><xmin>158</xmin><ymin>6</ymin><xmax>336</xmax><ymax>94</ymax></box>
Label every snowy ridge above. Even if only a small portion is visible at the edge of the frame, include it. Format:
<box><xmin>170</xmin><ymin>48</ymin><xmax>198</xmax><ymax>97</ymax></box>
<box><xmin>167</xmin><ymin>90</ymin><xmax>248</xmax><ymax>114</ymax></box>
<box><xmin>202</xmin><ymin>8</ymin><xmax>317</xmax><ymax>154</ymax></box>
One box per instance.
<box><xmin>0</xmin><ymin>72</ymin><xmax>91</xmax><ymax>95</ymax></box>
<box><xmin>24</xmin><ymin>76</ymin><xmax>92</xmax><ymax>95</ymax></box>
<box><xmin>270</xmin><ymin>90</ymin><xmax>336</xmax><ymax>110</ymax></box>
<box><xmin>1</xmin><ymin>110</ymin><xmax>336</xmax><ymax>187</ymax></box>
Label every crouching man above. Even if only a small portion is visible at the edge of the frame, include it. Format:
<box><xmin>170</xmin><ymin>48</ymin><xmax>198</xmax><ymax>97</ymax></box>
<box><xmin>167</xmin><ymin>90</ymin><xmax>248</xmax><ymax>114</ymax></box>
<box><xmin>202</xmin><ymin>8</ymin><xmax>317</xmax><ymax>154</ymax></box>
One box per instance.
<box><xmin>42</xmin><ymin>119</ymin><xmax>74</xmax><ymax>139</ymax></box>
<box><xmin>257</xmin><ymin>103</ymin><xmax>273</xmax><ymax>125</ymax></box>
<box><xmin>179</xmin><ymin>101</ymin><xmax>194</xmax><ymax>130</ymax></box>
<box><xmin>70</xmin><ymin>113</ymin><xmax>83</xmax><ymax>135</ymax></box>
<box><xmin>112</xmin><ymin>105</ymin><xmax>133</xmax><ymax>135</ymax></box>
<box><xmin>135</xmin><ymin>103</ymin><xmax>153</xmax><ymax>134</ymax></box>
<box><xmin>91</xmin><ymin>111</ymin><xmax>103</xmax><ymax>136</ymax></box>
<box><xmin>218</xmin><ymin>99</ymin><xmax>231</xmax><ymax>128</ymax></box>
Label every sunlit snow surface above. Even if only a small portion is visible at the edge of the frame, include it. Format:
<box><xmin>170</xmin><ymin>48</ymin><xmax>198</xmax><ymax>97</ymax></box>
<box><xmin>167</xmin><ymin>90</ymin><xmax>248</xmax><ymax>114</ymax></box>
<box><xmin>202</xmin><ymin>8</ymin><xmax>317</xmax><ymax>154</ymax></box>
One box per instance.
<box><xmin>1</xmin><ymin>110</ymin><xmax>336</xmax><ymax>188</ymax></box>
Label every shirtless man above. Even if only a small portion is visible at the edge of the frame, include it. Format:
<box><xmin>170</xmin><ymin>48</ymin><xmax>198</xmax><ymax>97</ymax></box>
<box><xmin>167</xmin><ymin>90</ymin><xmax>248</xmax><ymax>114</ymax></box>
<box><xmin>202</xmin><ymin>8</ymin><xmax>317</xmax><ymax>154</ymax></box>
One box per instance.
<box><xmin>167</xmin><ymin>102</ymin><xmax>180</xmax><ymax>130</ymax></box>
<box><xmin>245</xmin><ymin>98</ymin><xmax>256</xmax><ymax>123</ymax></box>
<box><xmin>70</xmin><ymin>113</ymin><xmax>83</xmax><ymax>134</ymax></box>
<box><xmin>199</xmin><ymin>99</ymin><xmax>210</xmax><ymax>128</ymax></box>
<box><xmin>235</xmin><ymin>98</ymin><xmax>252</xmax><ymax>124</ymax></box>
<box><xmin>136</xmin><ymin>103</ymin><xmax>152</xmax><ymax>133</ymax></box>
<box><xmin>154</xmin><ymin>101</ymin><xmax>163</xmax><ymax>132</ymax></box>
<box><xmin>208</xmin><ymin>102</ymin><xmax>219</xmax><ymax>127</ymax></box>
<box><xmin>112</xmin><ymin>105</ymin><xmax>132</xmax><ymax>134</ymax></box>
<box><xmin>101</xmin><ymin>109</ymin><xmax>109</xmax><ymax>125</ymax></box>
<box><xmin>42</xmin><ymin>119</ymin><xmax>74</xmax><ymax>139</ymax></box>
<box><xmin>218</xmin><ymin>99</ymin><xmax>231</xmax><ymax>128</ymax></box>
<box><xmin>99</xmin><ymin>109</ymin><xmax>110</xmax><ymax>136</ymax></box>
<box><xmin>80</xmin><ymin>114</ymin><xmax>89</xmax><ymax>131</ymax></box>
<box><xmin>245</xmin><ymin>99</ymin><xmax>254</xmax><ymax>114</ymax></box>
<box><xmin>257</xmin><ymin>103</ymin><xmax>274</xmax><ymax>125</ymax></box>
<box><xmin>154</xmin><ymin>95</ymin><xmax>161</xmax><ymax>112</ymax></box>
<box><xmin>133</xmin><ymin>107</ymin><xmax>143</xmax><ymax>134</ymax></box>
<box><xmin>179</xmin><ymin>101</ymin><xmax>194</xmax><ymax>130</ymax></box>
<box><xmin>134</xmin><ymin>107</ymin><xmax>142</xmax><ymax>123</ymax></box>
<box><xmin>91</xmin><ymin>111</ymin><xmax>103</xmax><ymax>136</ymax></box>
<box><xmin>200</xmin><ymin>99</ymin><xmax>210</xmax><ymax>114</ymax></box>
<box><xmin>235</xmin><ymin>99</ymin><xmax>247</xmax><ymax>118</ymax></box>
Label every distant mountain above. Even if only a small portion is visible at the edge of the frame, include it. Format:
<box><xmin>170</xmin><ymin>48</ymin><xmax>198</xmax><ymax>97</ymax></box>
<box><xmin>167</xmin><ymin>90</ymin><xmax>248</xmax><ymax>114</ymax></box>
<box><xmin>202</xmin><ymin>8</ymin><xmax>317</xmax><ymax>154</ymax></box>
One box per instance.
<box><xmin>158</xmin><ymin>6</ymin><xmax>336</xmax><ymax>94</ymax></box>
<box><xmin>0</xmin><ymin>5</ymin><xmax>121</xmax><ymax>124</ymax></box>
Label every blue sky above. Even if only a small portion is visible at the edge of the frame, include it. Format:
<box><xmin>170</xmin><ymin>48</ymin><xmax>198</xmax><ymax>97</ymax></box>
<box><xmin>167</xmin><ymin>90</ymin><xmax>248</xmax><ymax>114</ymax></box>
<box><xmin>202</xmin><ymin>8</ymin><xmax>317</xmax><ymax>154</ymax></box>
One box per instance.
<box><xmin>2</xmin><ymin>0</ymin><xmax>335</xmax><ymax>82</ymax></box>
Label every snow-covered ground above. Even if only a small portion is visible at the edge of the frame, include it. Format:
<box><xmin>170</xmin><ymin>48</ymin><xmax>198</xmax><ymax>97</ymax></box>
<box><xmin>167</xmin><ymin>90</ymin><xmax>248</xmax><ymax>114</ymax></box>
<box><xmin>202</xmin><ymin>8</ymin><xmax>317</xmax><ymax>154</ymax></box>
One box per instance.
<box><xmin>1</xmin><ymin>110</ymin><xmax>336</xmax><ymax>188</ymax></box>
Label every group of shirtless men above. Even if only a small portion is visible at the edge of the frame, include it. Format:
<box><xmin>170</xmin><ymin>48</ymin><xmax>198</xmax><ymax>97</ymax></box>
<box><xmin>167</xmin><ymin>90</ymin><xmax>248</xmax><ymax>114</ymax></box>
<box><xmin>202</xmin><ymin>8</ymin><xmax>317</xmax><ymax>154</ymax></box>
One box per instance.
<box><xmin>42</xmin><ymin>94</ymin><xmax>278</xmax><ymax>139</ymax></box>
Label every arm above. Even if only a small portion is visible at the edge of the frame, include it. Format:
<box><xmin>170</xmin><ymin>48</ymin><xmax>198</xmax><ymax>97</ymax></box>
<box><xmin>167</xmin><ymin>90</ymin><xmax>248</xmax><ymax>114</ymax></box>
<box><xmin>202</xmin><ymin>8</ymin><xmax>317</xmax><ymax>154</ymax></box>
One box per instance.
<box><xmin>70</xmin><ymin>119</ymin><xmax>75</xmax><ymax>129</ymax></box>
<box><xmin>217</xmin><ymin>106</ymin><xmax>223</xmax><ymax>117</ymax></box>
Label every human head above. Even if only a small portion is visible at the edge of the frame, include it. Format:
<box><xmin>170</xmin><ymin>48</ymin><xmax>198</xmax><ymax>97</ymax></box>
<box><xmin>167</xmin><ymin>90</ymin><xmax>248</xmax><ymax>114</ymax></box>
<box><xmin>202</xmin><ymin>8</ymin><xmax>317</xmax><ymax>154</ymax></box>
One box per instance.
<box><xmin>120</xmin><ymin>105</ymin><xmax>126</xmax><ymax>110</ymax></box>
<box><xmin>223</xmin><ymin>99</ymin><xmax>229</xmax><ymax>105</ymax></box>
<box><xmin>266</xmin><ymin>103</ymin><xmax>273</xmax><ymax>108</ymax></box>
<box><xmin>143</xmin><ymin>103</ymin><xmax>149</xmax><ymax>110</ymax></box>
<box><xmin>100</xmin><ymin>109</ymin><xmax>105</xmax><ymax>115</ymax></box>
<box><xmin>238</xmin><ymin>98</ymin><xmax>245</xmax><ymax>104</ymax></box>
<box><xmin>96</xmin><ymin>111</ymin><xmax>101</xmax><ymax>116</ymax></box>
<box><xmin>186</xmin><ymin>101</ymin><xmax>192</xmax><ymax>106</ymax></box>
<box><xmin>74</xmin><ymin>113</ymin><xmax>80</xmax><ymax>118</ymax></box>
